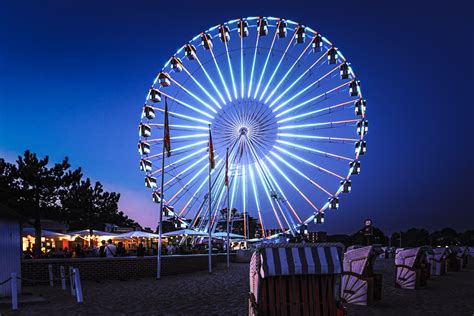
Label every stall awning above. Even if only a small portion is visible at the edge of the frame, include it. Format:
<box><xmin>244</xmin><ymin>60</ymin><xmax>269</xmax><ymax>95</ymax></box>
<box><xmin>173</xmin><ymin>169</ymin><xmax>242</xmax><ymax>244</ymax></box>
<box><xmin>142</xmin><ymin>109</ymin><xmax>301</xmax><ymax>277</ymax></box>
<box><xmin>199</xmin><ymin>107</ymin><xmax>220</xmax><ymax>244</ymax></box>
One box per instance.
<box><xmin>259</xmin><ymin>244</ymin><xmax>342</xmax><ymax>278</ymax></box>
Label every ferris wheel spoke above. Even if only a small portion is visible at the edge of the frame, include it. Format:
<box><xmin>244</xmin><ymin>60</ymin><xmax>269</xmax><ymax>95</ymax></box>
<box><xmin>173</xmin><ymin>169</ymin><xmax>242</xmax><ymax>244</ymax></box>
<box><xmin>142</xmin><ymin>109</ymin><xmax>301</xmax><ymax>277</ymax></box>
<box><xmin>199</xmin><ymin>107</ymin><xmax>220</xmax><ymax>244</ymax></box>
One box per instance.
<box><xmin>265</xmin><ymin>155</ymin><xmax>319</xmax><ymax>213</ymax></box>
<box><xmin>248</xmin><ymin>164</ymin><xmax>266</xmax><ymax>237</ymax></box>
<box><xmin>178</xmin><ymin>58</ymin><xmax>222</xmax><ymax>109</ymax></box>
<box><xmin>278</xmin><ymin>118</ymin><xmax>359</xmax><ymax>130</ymax></box>
<box><xmin>254</xmin><ymin>159</ymin><xmax>285</xmax><ymax>231</ymax></box>
<box><xmin>277</xmin><ymin>100</ymin><xmax>354</xmax><ymax>124</ymax></box>
<box><xmin>148</xmin><ymin>123</ymin><xmax>208</xmax><ymax>131</ymax></box>
<box><xmin>272</xmin><ymin>64</ymin><xmax>344</xmax><ymax>114</ymax></box>
<box><xmin>145</xmin><ymin>140</ymin><xmax>208</xmax><ymax>160</ymax></box>
<box><xmin>168</xmin><ymin>162</ymin><xmax>209</xmax><ymax>204</ymax></box>
<box><xmin>254</xmin><ymin>23</ymin><xmax>279</xmax><ymax>99</ymax></box>
<box><xmin>276</xmin><ymin>140</ymin><xmax>353</xmax><ymax>161</ymax></box>
<box><xmin>158</xmin><ymin>90</ymin><xmax>215</xmax><ymax>119</ymax></box>
<box><xmin>163</xmin><ymin>154</ymin><xmax>211</xmax><ymax>188</ymax></box>
<box><xmin>277</xmin><ymin>133</ymin><xmax>358</xmax><ymax>143</ymax></box>
<box><xmin>141</xmin><ymin>134</ymin><xmax>208</xmax><ymax>144</ymax></box>
<box><xmin>259</xmin><ymin>27</ymin><xmax>297</xmax><ymax>101</ymax></box>
<box><xmin>273</xmin><ymin>146</ymin><xmax>345</xmax><ymax>180</ymax></box>
<box><xmin>247</xmin><ymin>26</ymin><xmax>260</xmax><ymax>99</ymax></box>
<box><xmin>268</xmin><ymin>49</ymin><xmax>329</xmax><ymax>108</ymax></box>
<box><xmin>167</xmin><ymin>77</ymin><xmax>220</xmax><ymax>114</ymax></box>
<box><xmin>275</xmin><ymin>85</ymin><xmax>352</xmax><ymax>120</ymax></box>
<box><xmin>149</xmin><ymin>147</ymin><xmax>207</xmax><ymax>176</ymax></box>
<box><xmin>270</xmin><ymin>151</ymin><xmax>332</xmax><ymax>196</ymax></box>
<box><xmin>247</xmin><ymin>140</ymin><xmax>300</xmax><ymax>230</ymax></box>
<box><xmin>194</xmin><ymin>55</ymin><xmax>227</xmax><ymax>106</ymax></box>
<box><xmin>264</xmin><ymin>33</ymin><xmax>314</xmax><ymax>105</ymax></box>
<box><xmin>150</xmin><ymin>106</ymin><xmax>212</xmax><ymax>125</ymax></box>
<box><xmin>206</xmin><ymin>40</ymin><xmax>232</xmax><ymax>102</ymax></box>
<box><xmin>224</xmin><ymin>40</ymin><xmax>238</xmax><ymax>99</ymax></box>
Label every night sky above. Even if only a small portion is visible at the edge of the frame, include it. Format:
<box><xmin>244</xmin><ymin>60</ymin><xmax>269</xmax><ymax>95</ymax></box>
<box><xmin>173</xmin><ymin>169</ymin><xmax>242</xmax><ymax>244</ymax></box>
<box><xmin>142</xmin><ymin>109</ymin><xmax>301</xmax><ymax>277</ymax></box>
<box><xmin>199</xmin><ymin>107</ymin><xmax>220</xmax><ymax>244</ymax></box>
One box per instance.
<box><xmin>1</xmin><ymin>0</ymin><xmax>472</xmax><ymax>234</ymax></box>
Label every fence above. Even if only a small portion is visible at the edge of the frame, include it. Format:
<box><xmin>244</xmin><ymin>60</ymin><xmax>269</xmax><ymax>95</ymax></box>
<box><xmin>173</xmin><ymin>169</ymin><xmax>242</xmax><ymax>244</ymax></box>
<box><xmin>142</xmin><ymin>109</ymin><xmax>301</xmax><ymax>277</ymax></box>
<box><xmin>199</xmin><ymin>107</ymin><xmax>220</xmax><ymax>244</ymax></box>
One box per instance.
<box><xmin>0</xmin><ymin>264</ymin><xmax>83</xmax><ymax>311</ymax></box>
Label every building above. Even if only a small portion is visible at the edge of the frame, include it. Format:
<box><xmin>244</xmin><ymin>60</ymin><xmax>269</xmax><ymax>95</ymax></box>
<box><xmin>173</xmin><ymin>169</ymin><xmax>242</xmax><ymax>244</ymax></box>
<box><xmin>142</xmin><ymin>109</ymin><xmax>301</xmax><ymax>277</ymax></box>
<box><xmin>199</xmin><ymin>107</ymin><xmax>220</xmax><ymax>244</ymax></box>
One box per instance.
<box><xmin>0</xmin><ymin>204</ymin><xmax>23</xmax><ymax>297</ymax></box>
<box><xmin>308</xmin><ymin>231</ymin><xmax>328</xmax><ymax>243</ymax></box>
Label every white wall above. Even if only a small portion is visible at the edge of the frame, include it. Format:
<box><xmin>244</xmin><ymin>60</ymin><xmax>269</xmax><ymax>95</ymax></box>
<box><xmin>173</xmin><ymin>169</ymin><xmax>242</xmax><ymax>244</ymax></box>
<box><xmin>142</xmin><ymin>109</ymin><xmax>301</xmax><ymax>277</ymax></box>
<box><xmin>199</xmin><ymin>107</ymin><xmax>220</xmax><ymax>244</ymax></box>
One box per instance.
<box><xmin>0</xmin><ymin>219</ymin><xmax>22</xmax><ymax>297</ymax></box>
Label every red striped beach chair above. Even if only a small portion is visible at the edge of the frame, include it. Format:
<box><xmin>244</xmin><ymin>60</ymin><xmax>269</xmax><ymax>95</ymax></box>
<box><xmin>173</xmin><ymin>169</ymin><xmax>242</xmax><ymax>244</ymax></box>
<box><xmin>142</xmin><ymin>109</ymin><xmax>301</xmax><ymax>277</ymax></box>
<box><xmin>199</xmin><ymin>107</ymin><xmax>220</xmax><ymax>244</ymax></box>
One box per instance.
<box><xmin>249</xmin><ymin>243</ymin><xmax>345</xmax><ymax>316</ymax></box>
<box><xmin>394</xmin><ymin>247</ymin><xmax>429</xmax><ymax>289</ymax></box>
<box><xmin>431</xmin><ymin>247</ymin><xmax>448</xmax><ymax>275</ymax></box>
<box><xmin>340</xmin><ymin>246</ymin><xmax>382</xmax><ymax>306</ymax></box>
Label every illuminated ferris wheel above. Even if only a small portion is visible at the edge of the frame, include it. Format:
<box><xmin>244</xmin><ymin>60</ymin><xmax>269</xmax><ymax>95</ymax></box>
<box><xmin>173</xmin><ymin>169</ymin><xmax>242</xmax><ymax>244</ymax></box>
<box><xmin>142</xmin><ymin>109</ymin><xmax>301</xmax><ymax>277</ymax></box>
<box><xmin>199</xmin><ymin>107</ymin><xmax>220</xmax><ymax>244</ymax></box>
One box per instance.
<box><xmin>138</xmin><ymin>17</ymin><xmax>368</xmax><ymax>238</ymax></box>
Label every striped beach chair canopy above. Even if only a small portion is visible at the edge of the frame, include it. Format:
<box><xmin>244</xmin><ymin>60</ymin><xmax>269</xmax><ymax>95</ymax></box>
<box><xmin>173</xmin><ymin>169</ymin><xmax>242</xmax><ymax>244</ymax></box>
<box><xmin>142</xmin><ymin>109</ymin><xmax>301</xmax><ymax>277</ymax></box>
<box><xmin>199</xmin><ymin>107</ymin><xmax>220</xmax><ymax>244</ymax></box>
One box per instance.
<box><xmin>343</xmin><ymin>246</ymin><xmax>374</xmax><ymax>275</ymax></box>
<box><xmin>257</xmin><ymin>243</ymin><xmax>344</xmax><ymax>278</ymax></box>
<box><xmin>432</xmin><ymin>247</ymin><xmax>448</xmax><ymax>260</ymax></box>
<box><xmin>395</xmin><ymin>247</ymin><xmax>422</xmax><ymax>268</ymax></box>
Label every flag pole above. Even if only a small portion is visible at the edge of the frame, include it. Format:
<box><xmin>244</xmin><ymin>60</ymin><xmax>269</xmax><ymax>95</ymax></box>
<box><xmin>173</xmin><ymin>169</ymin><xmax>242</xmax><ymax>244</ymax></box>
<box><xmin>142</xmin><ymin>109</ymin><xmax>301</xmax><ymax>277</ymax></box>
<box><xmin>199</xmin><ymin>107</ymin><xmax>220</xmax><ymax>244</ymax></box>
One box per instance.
<box><xmin>208</xmin><ymin>124</ymin><xmax>212</xmax><ymax>274</ymax></box>
<box><xmin>157</xmin><ymin>122</ymin><xmax>166</xmax><ymax>280</ymax></box>
<box><xmin>226</xmin><ymin>147</ymin><xmax>230</xmax><ymax>268</ymax></box>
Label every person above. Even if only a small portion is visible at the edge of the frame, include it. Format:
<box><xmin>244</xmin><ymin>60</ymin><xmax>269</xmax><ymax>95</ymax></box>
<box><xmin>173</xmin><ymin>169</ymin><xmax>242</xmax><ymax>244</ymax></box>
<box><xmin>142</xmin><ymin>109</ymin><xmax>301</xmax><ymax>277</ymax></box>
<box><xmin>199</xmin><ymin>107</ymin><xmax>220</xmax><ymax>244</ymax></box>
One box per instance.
<box><xmin>104</xmin><ymin>239</ymin><xmax>117</xmax><ymax>258</ymax></box>
<box><xmin>116</xmin><ymin>242</ymin><xmax>126</xmax><ymax>257</ymax></box>
<box><xmin>137</xmin><ymin>242</ymin><xmax>145</xmax><ymax>257</ymax></box>
<box><xmin>99</xmin><ymin>240</ymin><xmax>106</xmax><ymax>257</ymax></box>
<box><xmin>74</xmin><ymin>244</ymin><xmax>83</xmax><ymax>258</ymax></box>
<box><xmin>23</xmin><ymin>246</ymin><xmax>34</xmax><ymax>259</ymax></box>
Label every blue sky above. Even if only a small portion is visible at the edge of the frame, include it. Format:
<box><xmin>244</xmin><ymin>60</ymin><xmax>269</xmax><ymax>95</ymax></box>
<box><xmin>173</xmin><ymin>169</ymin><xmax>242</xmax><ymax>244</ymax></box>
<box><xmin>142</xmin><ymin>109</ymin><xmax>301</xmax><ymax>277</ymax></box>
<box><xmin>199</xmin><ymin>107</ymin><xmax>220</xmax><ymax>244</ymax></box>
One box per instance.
<box><xmin>0</xmin><ymin>0</ymin><xmax>472</xmax><ymax>234</ymax></box>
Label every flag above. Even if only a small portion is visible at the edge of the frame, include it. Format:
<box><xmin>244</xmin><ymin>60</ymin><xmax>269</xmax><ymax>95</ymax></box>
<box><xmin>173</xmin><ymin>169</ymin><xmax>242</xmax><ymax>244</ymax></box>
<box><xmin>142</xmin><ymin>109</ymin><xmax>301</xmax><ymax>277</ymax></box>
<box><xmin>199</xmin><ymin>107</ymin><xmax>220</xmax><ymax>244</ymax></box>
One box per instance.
<box><xmin>224</xmin><ymin>148</ymin><xmax>229</xmax><ymax>186</ymax></box>
<box><xmin>208</xmin><ymin>127</ymin><xmax>215</xmax><ymax>169</ymax></box>
<box><xmin>164</xmin><ymin>97</ymin><xmax>171</xmax><ymax>157</ymax></box>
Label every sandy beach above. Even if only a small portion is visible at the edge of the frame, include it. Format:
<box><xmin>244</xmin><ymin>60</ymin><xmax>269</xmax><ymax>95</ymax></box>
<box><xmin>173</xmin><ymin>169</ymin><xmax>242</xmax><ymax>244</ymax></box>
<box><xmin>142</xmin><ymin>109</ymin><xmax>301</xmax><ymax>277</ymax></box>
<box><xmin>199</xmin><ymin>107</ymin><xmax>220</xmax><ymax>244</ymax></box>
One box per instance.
<box><xmin>1</xmin><ymin>259</ymin><xmax>473</xmax><ymax>315</ymax></box>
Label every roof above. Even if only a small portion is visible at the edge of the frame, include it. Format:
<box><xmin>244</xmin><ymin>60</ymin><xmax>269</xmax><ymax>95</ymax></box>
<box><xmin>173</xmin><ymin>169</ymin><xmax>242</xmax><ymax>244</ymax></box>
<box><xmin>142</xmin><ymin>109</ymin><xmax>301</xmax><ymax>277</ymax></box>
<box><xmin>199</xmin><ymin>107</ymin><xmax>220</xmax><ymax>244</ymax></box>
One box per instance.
<box><xmin>252</xmin><ymin>243</ymin><xmax>343</xmax><ymax>278</ymax></box>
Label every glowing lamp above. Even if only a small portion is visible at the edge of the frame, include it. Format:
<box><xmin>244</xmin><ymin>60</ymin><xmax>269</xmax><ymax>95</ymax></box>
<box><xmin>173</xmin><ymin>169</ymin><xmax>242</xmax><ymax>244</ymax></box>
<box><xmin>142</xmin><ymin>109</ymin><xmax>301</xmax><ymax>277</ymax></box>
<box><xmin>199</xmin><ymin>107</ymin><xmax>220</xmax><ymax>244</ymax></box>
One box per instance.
<box><xmin>349</xmin><ymin>80</ymin><xmax>360</xmax><ymax>97</ymax></box>
<box><xmin>328</xmin><ymin>47</ymin><xmax>337</xmax><ymax>64</ymax></box>
<box><xmin>277</xmin><ymin>20</ymin><xmax>287</xmax><ymax>38</ymax></box>
<box><xmin>315</xmin><ymin>212</ymin><xmax>324</xmax><ymax>224</ymax></box>
<box><xmin>354</xmin><ymin>99</ymin><xmax>366</xmax><ymax>116</ymax></box>
<box><xmin>145</xmin><ymin>176</ymin><xmax>157</xmax><ymax>188</ymax></box>
<box><xmin>350</xmin><ymin>160</ymin><xmax>361</xmax><ymax>175</ymax></box>
<box><xmin>357</xmin><ymin>120</ymin><xmax>369</xmax><ymax>136</ymax></box>
<box><xmin>201</xmin><ymin>33</ymin><xmax>213</xmax><ymax>50</ymax></box>
<box><xmin>329</xmin><ymin>196</ymin><xmax>339</xmax><ymax>210</ymax></box>
<box><xmin>296</xmin><ymin>26</ymin><xmax>305</xmax><ymax>43</ymax></box>
<box><xmin>185</xmin><ymin>44</ymin><xmax>197</xmax><ymax>60</ymax></box>
<box><xmin>158</xmin><ymin>72</ymin><xmax>171</xmax><ymax>87</ymax></box>
<box><xmin>312</xmin><ymin>34</ymin><xmax>323</xmax><ymax>52</ymax></box>
<box><xmin>148</xmin><ymin>88</ymin><xmax>161</xmax><ymax>103</ymax></box>
<box><xmin>355</xmin><ymin>140</ymin><xmax>367</xmax><ymax>155</ymax></box>
<box><xmin>171</xmin><ymin>57</ymin><xmax>182</xmax><ymax>72</ymax></box>
<box><xmin>139</xmin><ymin>123</ymin><xmax>151</xmax><ymax>137</ymax></box>
<box><xmin>152</xmin><ymin>191</ymin><xmax>162</xmax><ymax>203</ymax></box>
<box><xmin>140</xmin><ymin>159</ymin><xmax>152</xmax><ymax>172</ymax></box>
<box><xmin>341</xmin><ymin>179</ymin><xmax>352</xmax><ymax>193</ymax></box>
<box><xmin>340</xmin><ymin>63</ymin><xmax>349</xmax><ymax>80</ymax></box>
<box><xmin>142</xmin><ymin>105</ymin><xmax>155</xmax><ymax>120</ymax></box>
<box><xmin>258</xmin><ymin>18</ymin><xmax>268</xmax><ymax>36</ymax></box>
<box><xmin>138</xmin><ymin>142</ymin><xmax>150</xmax><ymax>155</ymax></box>
<box><xmin>238</xmin><ymin>20</ymin><xmax>249</xmax><ymax>38</ymax></box>
<box><xmin>219</xmin><ymin>25</ymin><xmax>230</xmax><ymax>42</ymax></box>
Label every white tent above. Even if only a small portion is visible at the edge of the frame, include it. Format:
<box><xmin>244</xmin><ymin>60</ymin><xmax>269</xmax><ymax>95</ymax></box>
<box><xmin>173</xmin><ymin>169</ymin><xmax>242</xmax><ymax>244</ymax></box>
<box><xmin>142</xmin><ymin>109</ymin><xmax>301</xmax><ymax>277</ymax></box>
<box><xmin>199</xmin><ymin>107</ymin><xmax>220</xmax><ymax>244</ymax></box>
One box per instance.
<box><xmin>213</xmin><ymin>232</ymin><xmax>245</xmax><ymax>239</ymax></box>
<box><xmin>116</xmin><ymin>231</ymin><xmax>159</xmax><ymax>239</ymax></box>
<box><xmin>69</xmin><ymin>229</ymin><xmax>116</xmax><ymax>237</ymax></box>
<box><xmin>163</xmin><ymin>229</ymin><xmax>208</xmax><ymax>237</ymax></box>
<box><xmin>22</xmin><ymin>228</ymin><xmax>69</xmax><ymax>238</ymax></box>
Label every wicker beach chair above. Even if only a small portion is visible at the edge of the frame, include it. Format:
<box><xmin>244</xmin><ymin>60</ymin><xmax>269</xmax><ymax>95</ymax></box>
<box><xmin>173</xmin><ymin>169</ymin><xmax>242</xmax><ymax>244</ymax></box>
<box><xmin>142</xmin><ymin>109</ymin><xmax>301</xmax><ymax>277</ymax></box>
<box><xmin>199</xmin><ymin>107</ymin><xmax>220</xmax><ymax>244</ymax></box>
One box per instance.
<box><xmin>431</xmin><ymin>247</ymin><xmax>448</xmax><ymax>275</ymax></box>
<box><xmin>249</xmin><ymin>243</ymin><xmax>345</xmax><ymax>316</ymax></box>
<box><xmin>394</xmin><ymin>247</ymin><xmax>429</xmax><ymax>289</ymax></box>
<box><xmin>340</xmin><ymin>246</ymin><xmax>382</xmax><ymax>306</ymax></box>
<box><xmin>446</xmin><ymin>246</ymin><xmax>464</xmax><ymax>272</ymax></box>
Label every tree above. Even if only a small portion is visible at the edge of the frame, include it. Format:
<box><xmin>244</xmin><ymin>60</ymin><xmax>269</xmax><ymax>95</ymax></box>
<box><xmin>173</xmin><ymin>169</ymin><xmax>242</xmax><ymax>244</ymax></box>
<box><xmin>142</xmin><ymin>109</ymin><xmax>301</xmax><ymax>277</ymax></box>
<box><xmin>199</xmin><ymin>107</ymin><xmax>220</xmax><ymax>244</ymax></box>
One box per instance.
<box><xmin>61</xmin><ymin>177</ymin><xmax>137</xmax><ymax>233</ymax></box>
<box><xmin>13</xmin><ymin>151</ymin><xmax>81</xmax><ymax>256</ymax></box>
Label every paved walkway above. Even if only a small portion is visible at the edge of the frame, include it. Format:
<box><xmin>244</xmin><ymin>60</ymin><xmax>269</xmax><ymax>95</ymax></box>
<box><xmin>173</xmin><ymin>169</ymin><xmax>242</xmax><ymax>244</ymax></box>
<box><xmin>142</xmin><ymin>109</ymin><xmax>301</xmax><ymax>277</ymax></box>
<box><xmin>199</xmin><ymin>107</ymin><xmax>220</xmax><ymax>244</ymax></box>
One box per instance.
<box><xmin>1</xmin><ymin>260</ymin><xmax>473</xmax><ymax>315</ymax></box>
